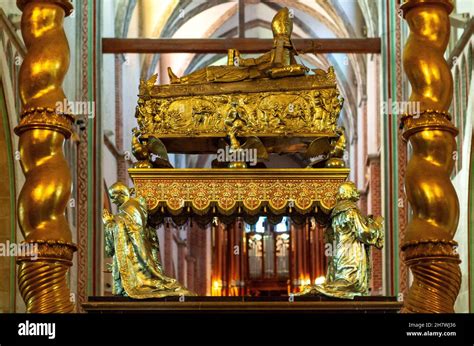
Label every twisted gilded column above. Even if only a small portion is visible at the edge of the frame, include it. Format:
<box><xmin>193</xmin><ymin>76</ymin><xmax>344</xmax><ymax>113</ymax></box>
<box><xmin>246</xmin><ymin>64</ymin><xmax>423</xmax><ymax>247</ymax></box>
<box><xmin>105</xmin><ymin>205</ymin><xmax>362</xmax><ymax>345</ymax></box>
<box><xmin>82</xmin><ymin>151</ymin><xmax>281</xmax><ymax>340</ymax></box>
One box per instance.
<box><xmin>400</xmin><ymin>0</ymin><xmax>461</xmax><ymax>313</ymax></box>
<box><xmin>15</xmin><ymin>0</ymin><xmax>76</xmax><ymax>313</ymax></box>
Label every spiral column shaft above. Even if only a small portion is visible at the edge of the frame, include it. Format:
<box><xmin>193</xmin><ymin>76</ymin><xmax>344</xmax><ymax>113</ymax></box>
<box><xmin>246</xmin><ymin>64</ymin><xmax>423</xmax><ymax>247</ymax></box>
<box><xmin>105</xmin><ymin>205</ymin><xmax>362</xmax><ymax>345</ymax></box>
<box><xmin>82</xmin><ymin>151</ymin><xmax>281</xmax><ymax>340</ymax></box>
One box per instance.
<box><xmin>400</xmin><ymin>0</ymin><xmax>461</xmax><ymax>313</ymax></box>
<box><xmin>15</xmin><ymin>0</ymin><xmax>76</xmax><ymax>313</ymax></box>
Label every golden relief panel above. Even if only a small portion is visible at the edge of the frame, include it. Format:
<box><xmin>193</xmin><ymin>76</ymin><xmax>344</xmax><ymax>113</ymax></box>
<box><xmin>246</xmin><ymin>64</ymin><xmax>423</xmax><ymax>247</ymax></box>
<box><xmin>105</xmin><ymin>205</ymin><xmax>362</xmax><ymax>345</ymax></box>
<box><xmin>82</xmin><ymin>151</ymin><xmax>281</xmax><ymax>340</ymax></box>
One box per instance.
<box><xmin>135</xmin><ymin>69</ymin><xmax>343</xmax><ymax>139</ymax></box>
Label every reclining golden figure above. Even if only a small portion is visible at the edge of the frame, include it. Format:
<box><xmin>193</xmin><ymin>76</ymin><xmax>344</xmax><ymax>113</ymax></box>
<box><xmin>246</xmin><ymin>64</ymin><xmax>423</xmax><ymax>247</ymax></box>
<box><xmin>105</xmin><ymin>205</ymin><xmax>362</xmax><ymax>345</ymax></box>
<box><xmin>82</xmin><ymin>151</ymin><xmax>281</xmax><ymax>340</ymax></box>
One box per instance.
<box><xmin>167</xmin><ymin>7</ymin><xmax>308</xmax><ymax>84</ymax></box>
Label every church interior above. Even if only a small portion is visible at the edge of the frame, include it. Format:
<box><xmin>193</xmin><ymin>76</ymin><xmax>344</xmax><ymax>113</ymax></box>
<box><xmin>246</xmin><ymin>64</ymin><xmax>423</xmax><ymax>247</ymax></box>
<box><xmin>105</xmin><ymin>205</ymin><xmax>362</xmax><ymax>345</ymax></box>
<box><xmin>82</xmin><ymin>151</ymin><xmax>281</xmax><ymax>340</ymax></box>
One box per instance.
<box><xmin>0</xmin><ymin>0</ymin><xmax>473</xmax><ymax>318</ymax></box>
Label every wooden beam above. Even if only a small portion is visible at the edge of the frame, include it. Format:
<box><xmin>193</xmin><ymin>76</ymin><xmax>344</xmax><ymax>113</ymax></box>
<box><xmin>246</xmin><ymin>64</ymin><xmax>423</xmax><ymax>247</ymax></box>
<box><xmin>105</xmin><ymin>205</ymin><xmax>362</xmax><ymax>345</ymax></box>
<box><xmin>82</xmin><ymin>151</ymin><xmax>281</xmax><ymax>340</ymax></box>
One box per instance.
<box><xmin>102</xmin><ymin>38</ymin><xmax>381</xmax><ymax>54</ymax></box>
<box><xmin>238</xmin><ymin>0</ymin><xmax>245</xmax><ymax>38</ymax></box>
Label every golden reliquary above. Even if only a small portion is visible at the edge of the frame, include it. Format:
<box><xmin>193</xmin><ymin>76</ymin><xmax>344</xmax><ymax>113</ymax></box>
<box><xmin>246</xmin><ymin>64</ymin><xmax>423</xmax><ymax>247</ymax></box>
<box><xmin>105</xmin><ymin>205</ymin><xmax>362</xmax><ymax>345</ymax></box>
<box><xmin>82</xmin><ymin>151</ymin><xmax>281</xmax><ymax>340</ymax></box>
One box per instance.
<box><xmin>133</xmin><ymin>7</ymin><xmax>345</xmax><ymax>168</ymax></box>
<box><xmin>110</xmin><ymin>7</ymin><xmax>383</xmax><ymax>301</ymax></box>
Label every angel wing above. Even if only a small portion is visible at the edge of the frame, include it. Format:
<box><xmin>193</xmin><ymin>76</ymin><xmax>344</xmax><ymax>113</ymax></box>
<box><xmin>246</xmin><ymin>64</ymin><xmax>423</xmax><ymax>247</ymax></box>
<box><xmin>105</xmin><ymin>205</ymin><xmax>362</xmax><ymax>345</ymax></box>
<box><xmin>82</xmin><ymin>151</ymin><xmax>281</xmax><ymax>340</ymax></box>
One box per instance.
<box><xmin>147</xmin><ymin>137</ymin><xmax>169</xmax><ymax>161</ymax></box>
<box><xmin>147</xmin><ymin>137</ymin><xmax>173</xmax><ymax>168</ymax></box>
<box><xmin>240</xmin><ymin>136</ymin><xmax>269</xmax><ymax>161</ymax></box>
<box><xmin>304</xmin><ymin>137</ymin><xmax>332</xmax><ymax>159</ymax></box>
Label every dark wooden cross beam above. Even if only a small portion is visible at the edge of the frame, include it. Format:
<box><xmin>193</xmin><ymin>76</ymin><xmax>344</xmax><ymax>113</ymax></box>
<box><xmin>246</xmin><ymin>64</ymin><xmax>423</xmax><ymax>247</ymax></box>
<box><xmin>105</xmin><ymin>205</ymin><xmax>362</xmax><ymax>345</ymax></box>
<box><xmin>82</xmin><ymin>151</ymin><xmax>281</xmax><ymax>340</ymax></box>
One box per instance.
<box><xmin>102</xmin><ymin>38</ymin><xmax>381</xmax><ymax>54</ymax></box>
<box><xmin>238</xmin><ymin>0</ymin><xmax>245</xmax><ymax>38</ymax></box>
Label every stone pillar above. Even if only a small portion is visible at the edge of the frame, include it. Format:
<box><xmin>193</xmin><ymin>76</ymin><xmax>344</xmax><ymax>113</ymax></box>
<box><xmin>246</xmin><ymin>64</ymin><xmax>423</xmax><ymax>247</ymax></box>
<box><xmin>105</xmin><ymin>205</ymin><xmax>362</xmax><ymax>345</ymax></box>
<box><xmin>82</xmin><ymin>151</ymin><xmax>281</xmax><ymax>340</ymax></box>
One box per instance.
<box><xmin>400</xmin><ymin>0</ymin><xmax>461</xmax><ymax>313</ymax></box>
<box><xmin>228</xmin><ymin>220</ymin><xmax>244</xmax><ymax>296</ymax></box>
<box><xmin>15</xmin><ymin>0</ymin><xmax>76</xmax><ymax>313</ymax></box>
<box><xmin>177</xmin><ymin>239</ymin><xmax>187</xmax><ymax>286</ymax></box>
<box><xmin>211</xmin><ymin>222</ymin><xmax>226</xmax><ymax>296</ymax></box>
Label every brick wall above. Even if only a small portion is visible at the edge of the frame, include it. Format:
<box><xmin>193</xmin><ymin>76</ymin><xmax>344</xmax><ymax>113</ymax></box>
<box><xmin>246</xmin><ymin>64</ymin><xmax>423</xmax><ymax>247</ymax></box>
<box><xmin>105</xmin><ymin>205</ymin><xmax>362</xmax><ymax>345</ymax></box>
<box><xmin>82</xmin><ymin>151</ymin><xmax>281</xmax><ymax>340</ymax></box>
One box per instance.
<box><xmin>114</xmin><ymin>55</ymin><xmax>128</xmax><ymax>184</ymax></box>
<box><xmin>368</xmin><ymin>155</ymin><xmax>383</xmax><ymax>295</ymax></box>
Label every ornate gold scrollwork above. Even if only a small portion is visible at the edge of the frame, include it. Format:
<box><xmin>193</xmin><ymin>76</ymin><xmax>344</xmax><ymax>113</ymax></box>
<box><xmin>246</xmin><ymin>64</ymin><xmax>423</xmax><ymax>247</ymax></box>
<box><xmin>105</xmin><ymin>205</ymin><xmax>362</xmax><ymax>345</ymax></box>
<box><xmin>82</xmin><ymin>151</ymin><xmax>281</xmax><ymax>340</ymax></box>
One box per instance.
<box><xmin>129</xmin><ymin>168</ymin><xmax>350</xmax><ymax>225</ymax></box>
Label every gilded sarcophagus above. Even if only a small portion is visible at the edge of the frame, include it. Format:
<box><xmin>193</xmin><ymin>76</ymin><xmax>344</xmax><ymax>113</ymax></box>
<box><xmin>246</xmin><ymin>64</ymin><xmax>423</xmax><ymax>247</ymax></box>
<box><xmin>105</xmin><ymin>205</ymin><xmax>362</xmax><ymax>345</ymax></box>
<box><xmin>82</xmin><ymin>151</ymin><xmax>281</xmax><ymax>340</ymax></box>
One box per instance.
<box><xmin>132</xmin><ymin>7</ymin><xmax>346</xmax><ymax>169</ymax></box>
<box><xmin>135</xmin><ymin>68</ymin><xmax>343</xmax><ymax>157</ymax></box>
